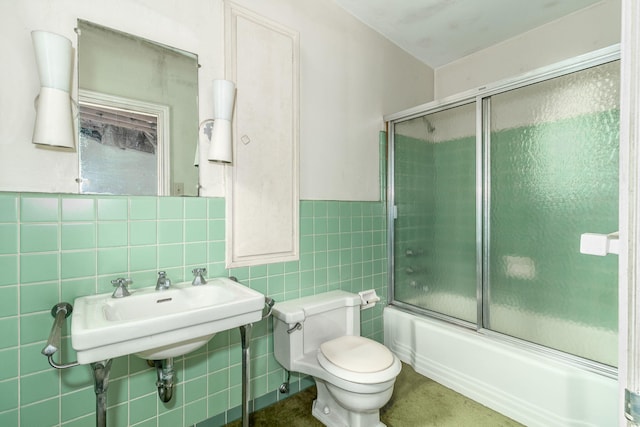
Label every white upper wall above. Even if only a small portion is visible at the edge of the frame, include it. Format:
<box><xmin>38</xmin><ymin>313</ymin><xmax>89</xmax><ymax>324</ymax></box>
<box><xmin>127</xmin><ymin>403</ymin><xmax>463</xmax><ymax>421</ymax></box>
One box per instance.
<box><xmin>1</xmin><ymin>0</ymin><xmax>225</xmax><ymax>195</ymax></box>
<box><xmin>0</xmin><ymin>0</ymin><xmax>434</xmax><ymax>200</ymax></box>
<box><xmin>222</xmin><ymin>0</ymin><xmax>435</xmax><ymax>200</ymax></box>
<box><xmin>434</xmin><ymin>0</ymin><xmax>621</xmax><ymax>99</ymax></box>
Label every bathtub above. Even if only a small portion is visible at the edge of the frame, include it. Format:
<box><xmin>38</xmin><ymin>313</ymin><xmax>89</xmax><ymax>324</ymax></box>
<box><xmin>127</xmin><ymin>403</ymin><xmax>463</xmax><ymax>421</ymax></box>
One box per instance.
<box><xmin>384</xmin><ymin>306</ymin><xmax>618</xmax><ymax>427</ymax></box>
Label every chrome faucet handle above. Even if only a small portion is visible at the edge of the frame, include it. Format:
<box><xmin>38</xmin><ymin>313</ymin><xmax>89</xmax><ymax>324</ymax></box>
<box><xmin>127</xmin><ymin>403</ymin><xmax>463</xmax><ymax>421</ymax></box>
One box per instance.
<box><xmin>156</xmin><ymin>271</ymin><xmax>171</xmax><ymax>290</ymax></box>
<box><xmin>192</xmin><ymin>268</ymin><xmax>207</xmax><ymax>286</ymax></box>
<box><xmin>111</xmin><ymin>278</ymin><xmax>132</xmax><ymax>298</ymax></box>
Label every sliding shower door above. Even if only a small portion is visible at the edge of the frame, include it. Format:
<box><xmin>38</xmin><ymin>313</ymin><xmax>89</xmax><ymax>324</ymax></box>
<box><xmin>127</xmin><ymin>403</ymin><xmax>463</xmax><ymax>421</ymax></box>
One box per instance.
<box><xmin>392</xmin><ymin>103</ymin><xmax>477</xmax><ymax>323</ymax></box>
<box><xmin>390</xmin><ymin>55</ymin><xmax>620</xmax><ymax>367</ymax></box>
<box><xmin>486</xmin><ymin>61</ymin><xmax>620</xmax><ymax>366</ymax></box>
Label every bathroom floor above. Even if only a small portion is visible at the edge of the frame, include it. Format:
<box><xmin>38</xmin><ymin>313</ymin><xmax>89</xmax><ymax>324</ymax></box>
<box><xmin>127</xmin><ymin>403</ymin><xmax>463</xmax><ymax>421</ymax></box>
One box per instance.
<box><xmin>226</xmin><ymin>363</ymin><xmax>523</xmax><ymax>426</ymax></box>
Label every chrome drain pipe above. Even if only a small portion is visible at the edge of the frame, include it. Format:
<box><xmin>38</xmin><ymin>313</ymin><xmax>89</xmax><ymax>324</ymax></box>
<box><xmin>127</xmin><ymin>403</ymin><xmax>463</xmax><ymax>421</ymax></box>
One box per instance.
<box><xmin>154</xmin><ymin>358</ymin><xmax>175</xmax><ymax>403</ymax></box>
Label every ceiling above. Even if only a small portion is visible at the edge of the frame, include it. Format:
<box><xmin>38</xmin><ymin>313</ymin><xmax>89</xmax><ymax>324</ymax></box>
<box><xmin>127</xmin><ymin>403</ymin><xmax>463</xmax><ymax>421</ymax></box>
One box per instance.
<box><xmin>333</xmin><ymin>0</ymin><xmax>603</xmax><ymax>68</ymax></box>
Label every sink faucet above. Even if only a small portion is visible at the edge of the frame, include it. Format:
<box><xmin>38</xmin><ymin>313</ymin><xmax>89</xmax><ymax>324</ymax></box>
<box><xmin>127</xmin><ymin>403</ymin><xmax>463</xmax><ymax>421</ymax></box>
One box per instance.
<box><xmin>192</xmin><ymin>268</ymin><xmax>207</xmax><ymax>286</ymax></box>
<box><xmin>156</xmin><ymin>271</ymin><xmax>171</xmax><ymax>291</ymax></box>
<box><xmin>111</xmin><ymin>278</ymin><xmax>132</xmax><ymax>298</ymax></box>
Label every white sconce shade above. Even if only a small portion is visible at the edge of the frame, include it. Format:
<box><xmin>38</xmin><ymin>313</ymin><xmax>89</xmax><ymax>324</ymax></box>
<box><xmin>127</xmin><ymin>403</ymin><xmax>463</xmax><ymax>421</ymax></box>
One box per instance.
<box><xmin>207</xmin><ymin>80</ymin><xmax>236</xmax><ymax>163</ymax></box>
<box><xmin>31</xmin><ymin>30</ymin><xmax>75</xmax><ymax>149</ymax></box>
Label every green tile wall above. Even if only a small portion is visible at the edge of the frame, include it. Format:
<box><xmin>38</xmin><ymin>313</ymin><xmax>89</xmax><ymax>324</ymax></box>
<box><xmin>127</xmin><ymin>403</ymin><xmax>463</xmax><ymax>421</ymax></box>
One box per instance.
<box><xmin>393</xmin><ymin>132</ymin><xmax>477</xmax><ymax>322</ymax></box>
<box><xmin>0</xmin><ymin>193</ymin><xmax>387</xmax><ymax>426</ymax></box>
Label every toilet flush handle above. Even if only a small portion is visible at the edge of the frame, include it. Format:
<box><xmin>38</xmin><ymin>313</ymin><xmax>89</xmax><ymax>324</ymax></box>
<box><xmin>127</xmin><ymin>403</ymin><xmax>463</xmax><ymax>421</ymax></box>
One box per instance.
<box><xmin>287</xmin><ymin>322</ymin><xmax>302</xmax><ymax>334</ymax></box>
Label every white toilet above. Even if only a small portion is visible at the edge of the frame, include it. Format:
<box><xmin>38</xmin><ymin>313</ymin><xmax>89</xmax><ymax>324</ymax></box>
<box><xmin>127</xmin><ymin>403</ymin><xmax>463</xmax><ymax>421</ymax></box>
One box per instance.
<box><xmin>272</xmin><ymin>290</ymin><xmax>401</xmax><ymax>427</ymax></box>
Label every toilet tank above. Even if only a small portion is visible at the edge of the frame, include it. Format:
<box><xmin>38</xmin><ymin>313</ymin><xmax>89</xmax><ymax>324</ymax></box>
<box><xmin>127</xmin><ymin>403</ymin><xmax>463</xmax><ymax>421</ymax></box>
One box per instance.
<box><xmin>272</xmin><ymin>291</ymin><xmax>361</xmax><ymax>370</ymax></box>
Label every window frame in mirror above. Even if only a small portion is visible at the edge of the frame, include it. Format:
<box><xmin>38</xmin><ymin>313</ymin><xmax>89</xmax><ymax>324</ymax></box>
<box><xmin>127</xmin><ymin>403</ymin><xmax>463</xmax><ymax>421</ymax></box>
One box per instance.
<box><xmin>78</xmin><ymin>89</ymin><xmax>170</xmax><ymax>195</ymax></box>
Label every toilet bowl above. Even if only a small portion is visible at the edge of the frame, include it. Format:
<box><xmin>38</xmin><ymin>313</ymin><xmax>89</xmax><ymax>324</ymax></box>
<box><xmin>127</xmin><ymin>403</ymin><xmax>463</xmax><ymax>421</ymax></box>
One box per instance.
<box><xmin>272</xmin><ymin>291</ymin><xmax>401</xmax><ymax>427</ymax></box>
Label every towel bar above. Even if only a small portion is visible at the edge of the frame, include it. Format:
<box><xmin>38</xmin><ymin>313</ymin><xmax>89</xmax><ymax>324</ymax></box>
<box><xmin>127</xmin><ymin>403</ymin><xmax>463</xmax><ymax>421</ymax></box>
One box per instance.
<box><xmin>42</xmin><ymin>302</ymin><xmax>79</xmax><ymax>369</ymax></box>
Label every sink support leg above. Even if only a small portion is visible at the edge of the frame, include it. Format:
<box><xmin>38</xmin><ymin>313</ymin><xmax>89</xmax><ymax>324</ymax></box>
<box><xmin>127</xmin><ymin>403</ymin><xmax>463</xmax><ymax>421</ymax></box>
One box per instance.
<box><xmin>91</xmin><ymin>359</ymin><xmax>113</xmax><ymax>427</ymax></box>
<box><xmin>239</xmin><ymin>324</ymin><xmax>252</xmax><ymax>427</ymax></box>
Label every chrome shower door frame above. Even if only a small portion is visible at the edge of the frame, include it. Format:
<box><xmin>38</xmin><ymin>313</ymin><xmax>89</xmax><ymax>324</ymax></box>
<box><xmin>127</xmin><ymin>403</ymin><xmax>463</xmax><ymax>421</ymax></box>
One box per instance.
<box><xmin>385</xmin><ymin>44</ymin><xmax>620</xmax><ymax>376</ymax></box>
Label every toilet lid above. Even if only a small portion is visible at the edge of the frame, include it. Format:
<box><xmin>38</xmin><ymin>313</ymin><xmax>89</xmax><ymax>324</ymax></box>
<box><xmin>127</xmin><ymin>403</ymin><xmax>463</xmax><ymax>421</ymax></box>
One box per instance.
<box><xmin>319</xmin><ymin>336</ymin><xmax>394</xmax><ymax>373</ymax></box>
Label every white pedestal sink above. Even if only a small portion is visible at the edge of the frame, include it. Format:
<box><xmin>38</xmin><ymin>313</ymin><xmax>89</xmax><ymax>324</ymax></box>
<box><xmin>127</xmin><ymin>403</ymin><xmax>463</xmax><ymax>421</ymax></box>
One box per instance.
<box><xmin>71</xmin><ymin>277</ymin><xmax>265</xmax><ymax>364</ymax></box>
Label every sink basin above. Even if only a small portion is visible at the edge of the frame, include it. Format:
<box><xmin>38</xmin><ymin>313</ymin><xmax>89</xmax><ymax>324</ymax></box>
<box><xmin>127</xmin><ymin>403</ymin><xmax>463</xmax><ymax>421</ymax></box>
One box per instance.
<box><xmin>71</xmin><ymin>277</ymin><xmax>265</xmax><ymax>364</ymax></box>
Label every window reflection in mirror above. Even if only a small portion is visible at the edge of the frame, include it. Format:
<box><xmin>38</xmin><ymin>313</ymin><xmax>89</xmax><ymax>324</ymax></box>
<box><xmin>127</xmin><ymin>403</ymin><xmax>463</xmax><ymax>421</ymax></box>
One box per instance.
<box><xmin>77</xmin><ymin>20</ymin><xmax>199</xmax><ymax>196</ymax></box>
<box><xmin>79</xmin><ymin>91</ymin><xmax>167</xmax><ymax>195</ymax></box>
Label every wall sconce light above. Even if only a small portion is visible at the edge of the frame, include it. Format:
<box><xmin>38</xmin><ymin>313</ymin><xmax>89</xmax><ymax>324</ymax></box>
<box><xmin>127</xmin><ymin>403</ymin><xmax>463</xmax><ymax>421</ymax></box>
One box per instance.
<box><xmin>206</xmin><ymin>79</ymin><xmax>236</xmax><ymax>163</ymax></box>
<box><xmin>31</xmin><ymin>30</ymin><xmax>75</xmax><ymax>149</ymax></box>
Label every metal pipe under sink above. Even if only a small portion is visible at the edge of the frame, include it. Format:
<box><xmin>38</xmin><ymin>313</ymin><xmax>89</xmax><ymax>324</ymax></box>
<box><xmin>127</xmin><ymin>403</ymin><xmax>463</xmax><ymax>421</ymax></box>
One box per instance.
<box><xmin>153</xmin><ymin>358</ymin><xmax>175</xmax><ymax>403</ymax></box>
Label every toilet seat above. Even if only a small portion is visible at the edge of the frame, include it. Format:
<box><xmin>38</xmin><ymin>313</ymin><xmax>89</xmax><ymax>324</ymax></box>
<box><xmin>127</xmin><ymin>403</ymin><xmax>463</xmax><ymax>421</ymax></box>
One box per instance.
<box><xmin>317</xmin><ymin>336</ymin><xmax>398</xmax><ymax>384</ymax></box>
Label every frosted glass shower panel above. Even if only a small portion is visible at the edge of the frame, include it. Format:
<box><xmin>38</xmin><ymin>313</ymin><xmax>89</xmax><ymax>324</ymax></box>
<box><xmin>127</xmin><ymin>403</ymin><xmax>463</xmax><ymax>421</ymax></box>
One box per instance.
<box><xmin>393</xmin><ymin>103</ymin><xmax>477</xmax><ymax>322</ymax></box>
<box><xmin>487</xmin><ymin>61</ymin><xmax>619</xmax><ymax>366</ymax></box>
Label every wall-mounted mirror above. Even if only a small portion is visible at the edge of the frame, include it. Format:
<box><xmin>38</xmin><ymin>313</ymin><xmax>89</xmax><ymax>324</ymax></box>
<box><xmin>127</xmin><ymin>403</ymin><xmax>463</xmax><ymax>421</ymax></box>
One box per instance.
<box><xmin>78</xmin><ymin>20</ymin><xmax>199</xmax><ymax>196</ymax></box>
